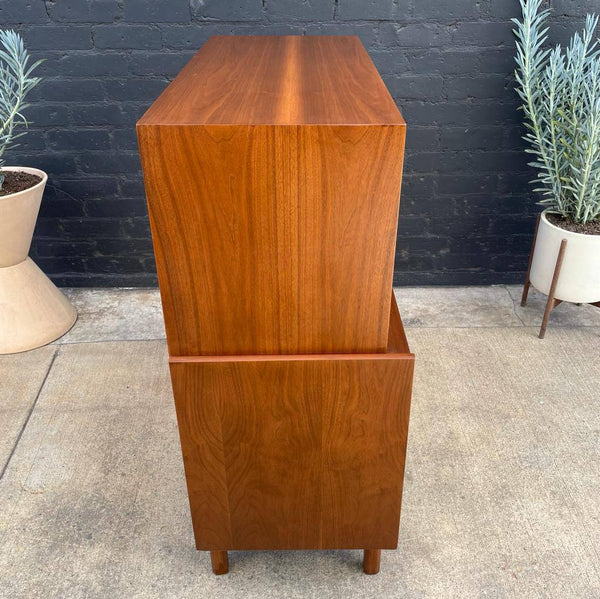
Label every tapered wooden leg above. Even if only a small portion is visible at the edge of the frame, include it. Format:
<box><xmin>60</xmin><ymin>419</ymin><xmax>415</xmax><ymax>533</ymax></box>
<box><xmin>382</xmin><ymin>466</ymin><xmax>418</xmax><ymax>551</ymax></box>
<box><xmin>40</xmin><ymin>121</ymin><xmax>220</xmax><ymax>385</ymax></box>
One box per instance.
<box><xmin>210</xmin><ymin>551</ymin><xmax>229</xmax><ymax>575</ymax></box>
<box><xmin>539</xmin><ymin>239</ymin><xmax>567</xmax><ymax>339</ymax></box>
<box><xmin>363</xmin><ymin>549</ymin><xmax>381</xmax><ymax>575</ymax></box>
<box><xmin>521</xmin><ymin>213</ymin><xmax>542</xmax><ymax>306</ymax></box>
<box><xmin>521</xmin><ymin>279</ymin><xmax>531</xmax><ymax>307</ymax></box>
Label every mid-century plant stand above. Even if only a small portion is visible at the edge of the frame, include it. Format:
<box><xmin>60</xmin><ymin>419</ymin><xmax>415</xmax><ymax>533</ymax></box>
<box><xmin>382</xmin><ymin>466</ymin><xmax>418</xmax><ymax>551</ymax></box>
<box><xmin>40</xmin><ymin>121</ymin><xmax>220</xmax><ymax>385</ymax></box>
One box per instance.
<box><xmin>521</xmin><ymin>213</ymin><xmax>600</xmax><ymax>338</ymax></box>
<box><xmin>137</xmin><ymin>35</ymin><xmax>414</xmax><ymax>575</ymax></box>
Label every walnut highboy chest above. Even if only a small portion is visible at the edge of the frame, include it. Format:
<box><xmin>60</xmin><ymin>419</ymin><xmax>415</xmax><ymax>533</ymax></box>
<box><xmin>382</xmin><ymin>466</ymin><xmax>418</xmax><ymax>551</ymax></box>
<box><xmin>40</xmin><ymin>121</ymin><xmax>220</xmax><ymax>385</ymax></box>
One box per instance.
<box><xmin>137</xmin><ymin>35</ymin><xmax>414</xmax><ymax>575</ymax></box>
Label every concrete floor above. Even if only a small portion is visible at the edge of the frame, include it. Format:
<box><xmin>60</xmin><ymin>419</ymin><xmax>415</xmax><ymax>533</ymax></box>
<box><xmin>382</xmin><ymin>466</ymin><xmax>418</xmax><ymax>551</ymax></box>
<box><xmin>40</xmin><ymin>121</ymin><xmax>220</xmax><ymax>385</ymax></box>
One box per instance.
<box><xmin>1</xmin><ymin>286</ymin><xmax>599</xmax><ymax>599</ymax></box>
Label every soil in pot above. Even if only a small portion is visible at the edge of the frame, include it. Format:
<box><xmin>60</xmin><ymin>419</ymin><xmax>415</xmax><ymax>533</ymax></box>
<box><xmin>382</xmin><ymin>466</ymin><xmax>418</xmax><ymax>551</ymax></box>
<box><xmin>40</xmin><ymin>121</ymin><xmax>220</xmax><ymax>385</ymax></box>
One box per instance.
<box><xmin>0</xmin><ymin>171</ymin><xmax>42</xmax><ymax>197</ymax></box>
<box><xmin>546</xmin><ymin>212</ymin><xmax>600</xmax><ymax>235</ymax></box>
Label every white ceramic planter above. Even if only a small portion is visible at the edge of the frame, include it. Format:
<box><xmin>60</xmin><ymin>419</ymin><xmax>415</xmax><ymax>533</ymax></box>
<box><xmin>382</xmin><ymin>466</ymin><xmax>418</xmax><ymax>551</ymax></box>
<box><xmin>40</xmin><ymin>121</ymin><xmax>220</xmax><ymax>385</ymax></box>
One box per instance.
<box><xmin>530</xmin><ymin>208</ymin><xmax>600</xmax><ymax>304</ymax></box>
<box><xmin>0</xmin><ymin>167</ymin><xmax>77</xmax><ymax>354</ymax></box>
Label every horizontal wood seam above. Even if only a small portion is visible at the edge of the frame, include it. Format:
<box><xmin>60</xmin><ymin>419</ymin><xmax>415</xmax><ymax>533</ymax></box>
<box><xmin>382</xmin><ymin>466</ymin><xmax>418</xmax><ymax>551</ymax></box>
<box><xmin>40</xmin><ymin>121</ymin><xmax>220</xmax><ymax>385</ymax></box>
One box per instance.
<box><xmin>169</xmin><ymin>353</ymin><xmax>415</xmax><ymax>363</ymax></box>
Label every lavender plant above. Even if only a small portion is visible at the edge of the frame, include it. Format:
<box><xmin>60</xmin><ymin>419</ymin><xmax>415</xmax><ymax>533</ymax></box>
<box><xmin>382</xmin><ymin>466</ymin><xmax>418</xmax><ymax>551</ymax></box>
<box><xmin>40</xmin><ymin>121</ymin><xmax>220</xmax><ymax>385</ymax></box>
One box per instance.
<box><xmin>514</xmin><ymin>0</ymin><xmax>600</xmax><ymax>225</ymax></box>
<box><xmin>0</xmin><ymin>30</ymin><xmax>42</xmax><ymax>190</ymax></box>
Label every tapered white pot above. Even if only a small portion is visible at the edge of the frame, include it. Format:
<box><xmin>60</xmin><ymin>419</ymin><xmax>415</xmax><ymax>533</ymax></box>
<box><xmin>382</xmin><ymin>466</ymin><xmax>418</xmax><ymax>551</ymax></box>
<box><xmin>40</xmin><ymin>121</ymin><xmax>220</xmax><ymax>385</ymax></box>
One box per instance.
<box><xmin>529</xmin><ymin>209</ymin><xmax>600</xmax><ymax>304</ymax></box>
<box><xmin>0</xmin><ymin>167</ymin><xmax>76</xmax><ymax>354</ymax></box>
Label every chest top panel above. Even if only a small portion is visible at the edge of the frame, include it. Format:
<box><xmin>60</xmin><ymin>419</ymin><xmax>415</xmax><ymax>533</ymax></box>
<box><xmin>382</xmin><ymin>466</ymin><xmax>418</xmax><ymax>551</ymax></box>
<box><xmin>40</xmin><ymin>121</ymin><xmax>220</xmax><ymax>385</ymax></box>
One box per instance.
<box><xmin>138</xmin><ymin>35</ymin><xmax>404</xmax><ymax>126</ymax></box>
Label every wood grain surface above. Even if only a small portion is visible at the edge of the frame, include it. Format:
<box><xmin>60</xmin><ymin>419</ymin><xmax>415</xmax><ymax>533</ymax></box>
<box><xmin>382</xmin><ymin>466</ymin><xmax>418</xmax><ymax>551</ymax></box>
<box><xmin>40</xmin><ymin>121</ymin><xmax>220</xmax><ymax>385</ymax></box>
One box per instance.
<box><xmin>138</xmin><ymin>37</ymin><xmax>406</xmax><ymax>356</ymax></box>
<box><xmin>169</xmin><ymin>296</ymin><xmax>414</xmax><ymax>551</ymax></box>
<box><xmin>138</xmin><ymin>36</ymin><xmax>404</xmax><ymax>126</ymax></box>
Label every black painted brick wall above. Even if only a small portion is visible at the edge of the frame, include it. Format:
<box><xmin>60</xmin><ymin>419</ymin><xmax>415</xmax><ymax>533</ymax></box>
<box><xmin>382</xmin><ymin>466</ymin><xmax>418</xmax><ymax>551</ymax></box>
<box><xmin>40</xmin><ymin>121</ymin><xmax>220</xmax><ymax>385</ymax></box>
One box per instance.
<box><xmin>1</xmin><ymin>0</ymin><xmax>591</xmax><ymax>286</ymax></box>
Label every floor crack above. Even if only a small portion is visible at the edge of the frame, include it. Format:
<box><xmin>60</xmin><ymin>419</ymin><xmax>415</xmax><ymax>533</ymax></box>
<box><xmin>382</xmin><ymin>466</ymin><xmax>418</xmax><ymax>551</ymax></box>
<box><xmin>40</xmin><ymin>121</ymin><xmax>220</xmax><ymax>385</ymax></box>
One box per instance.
<box><xmin>504</xmin><ymin>285</ymin><xmax>527</xmax><ymax>327</ymax></box>
<box><xmin>0</xmin><ymin>347</ymin><xmax>59</xmax><ymax>481</ymax></box>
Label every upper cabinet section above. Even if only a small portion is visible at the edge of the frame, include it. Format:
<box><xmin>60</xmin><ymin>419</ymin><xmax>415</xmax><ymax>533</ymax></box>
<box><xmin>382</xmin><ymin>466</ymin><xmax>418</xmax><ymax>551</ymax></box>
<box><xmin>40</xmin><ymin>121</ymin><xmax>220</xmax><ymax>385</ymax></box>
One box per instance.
<box><xmin>138</xmin><ymin>35</ymin><xmax>405</xmax><ymax>126</ymax></box>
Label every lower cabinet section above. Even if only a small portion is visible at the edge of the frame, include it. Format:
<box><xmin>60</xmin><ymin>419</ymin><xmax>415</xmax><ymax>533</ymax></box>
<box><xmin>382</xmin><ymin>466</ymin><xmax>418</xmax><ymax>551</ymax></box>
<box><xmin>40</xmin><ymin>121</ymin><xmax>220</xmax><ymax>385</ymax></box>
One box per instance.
<box><xmin>167</xmin><ymin>297</ymin><xmax>414</xmax><ymax>574</ymax></box>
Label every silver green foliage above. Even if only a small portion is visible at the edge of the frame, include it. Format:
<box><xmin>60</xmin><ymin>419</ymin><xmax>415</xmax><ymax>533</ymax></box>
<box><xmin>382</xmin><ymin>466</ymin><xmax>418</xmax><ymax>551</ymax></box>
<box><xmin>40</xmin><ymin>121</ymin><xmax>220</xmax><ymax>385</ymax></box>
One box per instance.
<box><xmin>0</xmin><ymin>30</ymin><xmax>42</xmax><ymax>190</ymax></box>
<box><xmin>514</xmin><ymin>0</ymin><xmax>600</xmax><ymax>224</ymax></box>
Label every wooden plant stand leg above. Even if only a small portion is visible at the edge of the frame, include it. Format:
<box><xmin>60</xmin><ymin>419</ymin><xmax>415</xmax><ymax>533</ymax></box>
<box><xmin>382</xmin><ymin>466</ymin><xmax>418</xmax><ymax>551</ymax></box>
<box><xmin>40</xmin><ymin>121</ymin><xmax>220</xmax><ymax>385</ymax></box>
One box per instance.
<box><xmin>210</xmin><ymin>551</ymin><xmax>229</xmax><ymax>575</ymax></box>
<box><xmin>539</xmin><ymin>239</ymin><xmax>567</xmax><ymax>339</ymax></box>
<box><xmin>363</xmin><ymin>549</ymin><xmax>381</xmax><ymax>575</ymax></box>
<box><xmin>521</xmin><ymin>213</ymin><xmax>542</xmax><ymax>307</ymax></box>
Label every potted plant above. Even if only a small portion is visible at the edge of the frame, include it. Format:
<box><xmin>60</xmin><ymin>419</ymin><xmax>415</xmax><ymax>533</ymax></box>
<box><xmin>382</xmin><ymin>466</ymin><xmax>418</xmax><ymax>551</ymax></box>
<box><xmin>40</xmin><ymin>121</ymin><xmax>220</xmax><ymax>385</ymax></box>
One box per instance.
<box><xmin>0</xmin><ymin>30</ymin><xmax>76</xmax><ymax>354</ymax></box>
<box><xmin>514</xmin><ymin>0</ymin><xmax>600</xmax><ymax>337</ymax></box>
